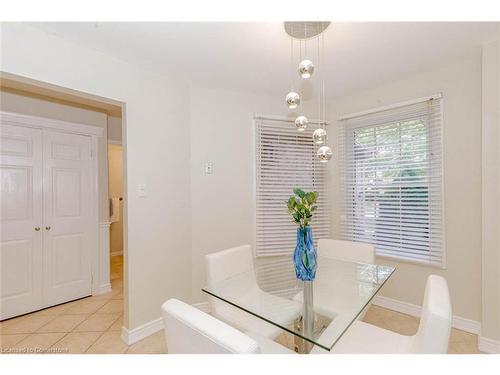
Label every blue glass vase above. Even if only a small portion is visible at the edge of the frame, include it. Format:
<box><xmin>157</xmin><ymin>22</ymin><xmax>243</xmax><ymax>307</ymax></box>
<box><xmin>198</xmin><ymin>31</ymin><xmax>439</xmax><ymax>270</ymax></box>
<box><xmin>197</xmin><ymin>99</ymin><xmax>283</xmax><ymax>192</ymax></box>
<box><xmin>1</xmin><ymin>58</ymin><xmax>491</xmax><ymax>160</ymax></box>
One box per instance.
<box><xmin>293</xmin><ymin>226</ymin><xmax>317</xmax><ymax>281</ymax></box>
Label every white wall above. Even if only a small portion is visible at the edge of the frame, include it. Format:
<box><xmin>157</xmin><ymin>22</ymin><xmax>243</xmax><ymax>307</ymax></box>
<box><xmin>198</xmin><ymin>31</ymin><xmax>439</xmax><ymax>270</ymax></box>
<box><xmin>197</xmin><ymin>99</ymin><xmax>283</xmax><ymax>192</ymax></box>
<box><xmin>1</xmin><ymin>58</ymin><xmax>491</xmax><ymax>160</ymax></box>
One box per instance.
<box><xmin>189</xmin><ymin>87</ymin><xmax>320</xmax><ymax>301</ymax></box>
<box><xmin>327</xmin><ymin>57</ymin><xmax>483</xmax><ymax>322</ymax></box>
<box><xmin>189</xmin><ymin>57</ymin><xmax>485</xmax><ymax>326</ymax></box>
<box><xmin>0</xmin><ymin>22</ymin><xmax>192</xmax><ymax>331</ymax></box>
<box><xmin>481</xmin><ymin>38</ymin><xmax>500</xmax><ymax>344</ymax></box>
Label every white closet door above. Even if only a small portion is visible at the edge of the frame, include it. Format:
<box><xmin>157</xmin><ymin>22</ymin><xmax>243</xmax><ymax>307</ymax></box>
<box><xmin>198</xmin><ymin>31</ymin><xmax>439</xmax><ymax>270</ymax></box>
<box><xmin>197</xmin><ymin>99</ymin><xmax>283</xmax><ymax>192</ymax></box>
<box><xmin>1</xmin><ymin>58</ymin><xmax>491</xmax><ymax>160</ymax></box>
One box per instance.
<box><xmin>42</xmin><ymin>130</ymin><xmax>93</xmax><ymax>307</ymax></box>
<box><xmin>0</xmin><ymin>124</ymin><xmax>44</xmax><ymax>320</ymax></box>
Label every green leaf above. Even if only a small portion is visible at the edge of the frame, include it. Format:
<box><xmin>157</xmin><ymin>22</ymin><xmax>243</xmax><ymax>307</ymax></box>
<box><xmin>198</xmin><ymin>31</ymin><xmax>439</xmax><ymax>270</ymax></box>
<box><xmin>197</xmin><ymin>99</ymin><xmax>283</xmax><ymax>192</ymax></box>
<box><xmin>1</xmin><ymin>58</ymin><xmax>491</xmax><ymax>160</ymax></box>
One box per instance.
<box><xmin>293</xmin><ymin>188</ymin><xmax>306</xmax><ymax>199</ymax></box>
<box><xmin>305</xmin><ymin>192</ymin><xmax>316</xmax><ymax>205</ymax></box>
<box><xmin>287</xmin><ymin>188</ymin><xmax>317</xmax><ymax>228</ymax></box>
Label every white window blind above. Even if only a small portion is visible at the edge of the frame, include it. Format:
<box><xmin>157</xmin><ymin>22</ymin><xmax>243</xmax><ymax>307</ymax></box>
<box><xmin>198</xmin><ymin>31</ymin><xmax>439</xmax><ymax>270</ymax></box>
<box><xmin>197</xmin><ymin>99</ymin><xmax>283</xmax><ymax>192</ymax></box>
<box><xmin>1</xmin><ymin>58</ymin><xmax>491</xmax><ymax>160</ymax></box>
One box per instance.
<box><xmin>339</xmin><ymin>97</ymin><xmax>445</xmax><ymax>267</ymax></box>
<box><xmin>255</xmin><ymin>116</ymin><xmax>330</xmax><ymax>257</ymax></box>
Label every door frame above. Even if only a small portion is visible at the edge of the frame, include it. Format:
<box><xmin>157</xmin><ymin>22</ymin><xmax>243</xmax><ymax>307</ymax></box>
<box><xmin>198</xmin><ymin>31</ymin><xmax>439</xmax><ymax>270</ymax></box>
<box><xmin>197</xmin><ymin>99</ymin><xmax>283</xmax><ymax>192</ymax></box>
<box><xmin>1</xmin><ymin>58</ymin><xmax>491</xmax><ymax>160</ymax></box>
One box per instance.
<box><xmin>0</xmin><ymin>110</ymin><xmax>107</xmax><ymax>296</ymax></box>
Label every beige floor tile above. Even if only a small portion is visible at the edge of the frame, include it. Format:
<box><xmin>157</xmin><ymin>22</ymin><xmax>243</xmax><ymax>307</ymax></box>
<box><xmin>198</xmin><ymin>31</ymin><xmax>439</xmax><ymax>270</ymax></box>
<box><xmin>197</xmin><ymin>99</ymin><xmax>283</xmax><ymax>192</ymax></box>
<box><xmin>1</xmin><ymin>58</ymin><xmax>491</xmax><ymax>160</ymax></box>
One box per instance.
<box><xmin>30</xmin><ymin>303</ymin><xmax>73</xmax><ymax>316</ymax></box>
<box><xmin>87</xmin><ymin>292</ymin><xmax>114</xmax><ymax>301</ymax></box>
<box><xmin>111</xmin><ymin>292</ymin><xmax>123</xmax><ymax>300</ymax></box>
<box><xmin>363</xmin><ymin>307</ymin><xmax>419</xmax><ymax>335</ymax></box>
<box><xmin>86</xmin><ymin>331</ymin><xmax>128</xmax><ymax>354</ymax></box>
<box><xmin>51</xmin><ymin>332</ymin><xmax>103</xmax><ymax>354</ymax></box>
<box><xmin>74</xmin><ymin>313</ymin><xmax>121</xmax><ymax>332</ymax></box>
<box><xmin>126</xmin><ymin>331</ymin><xmax>166</xmax><ymax>354</ymax></box>
<box><xmin>450</xmin><ymin>328</ymin><xmax>477</xmax><ymax>343</ymax></box>
<box><xmin>448</xmin><ymin>341</ymin><xmax>482</xmax><ymax>354</ymax></box>
<box><xmin>0</xmin><ymin>314</ymin><xmax>57</xmax><ymax>335</ymax></box>
<box><xmin>276</xmin><ymin>332</ymin><xmax>295</xmax><ymax>351</ymax></box>
<box><xmin>111</xmin><ymin>278</ymin><xmax>123</xmax><ymax>288</ymax></box>
<box><xmin>0</xmin><ymin>334</ymin><xmax>29</xmax><ymax>349</ymax></box>
<box><xmin>37</xmin><ymin>314</ymin><xmax>88</xmax><ymax>333</ymax></box>
<box><xmin>64</xmin><ymin>299</ymin><xmax>108</xmax><ymax>315</ymax></box>
<box><xmin>362</xmin><ymin>306</ymin><xmax>483</xmax><ymax>354</ymax></box>
<box><xmin>12</xmin><ymin>333</ymin><xmax>66</xmax><ymax>353</ymax></box>
<box><xmin>108</xmin><ymin>315</ymin><xmax>123</xmax><ymax>332</ymax></box>
<box><xmin>96</xmin><ymin>300</ymin><xmax>123</xmax><ymax>314</ymax></box>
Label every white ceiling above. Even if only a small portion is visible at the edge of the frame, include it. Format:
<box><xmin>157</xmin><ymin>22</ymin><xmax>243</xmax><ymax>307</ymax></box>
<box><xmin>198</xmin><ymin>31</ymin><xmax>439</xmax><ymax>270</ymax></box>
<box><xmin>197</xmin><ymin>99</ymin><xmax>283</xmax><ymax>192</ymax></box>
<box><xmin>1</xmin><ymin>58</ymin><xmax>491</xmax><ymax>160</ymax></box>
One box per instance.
<box><xmin>29</xmin><ymin>22</ymin><xmax>500</xmax><ymax>97</ymax></box>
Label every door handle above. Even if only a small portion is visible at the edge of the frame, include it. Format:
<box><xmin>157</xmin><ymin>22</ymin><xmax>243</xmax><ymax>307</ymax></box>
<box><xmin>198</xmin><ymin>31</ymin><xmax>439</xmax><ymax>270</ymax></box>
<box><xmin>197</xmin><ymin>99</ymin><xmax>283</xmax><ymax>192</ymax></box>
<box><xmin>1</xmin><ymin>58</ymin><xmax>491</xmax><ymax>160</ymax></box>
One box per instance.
<box><xmin>45</xmin><ymin>226</ymin><xmax>51</xmax><ymax>231</ymax></box>
<box><xmin>35</xmin><ymin>227</ymin><xmax>40</xmax><ymax>231</ymax></box>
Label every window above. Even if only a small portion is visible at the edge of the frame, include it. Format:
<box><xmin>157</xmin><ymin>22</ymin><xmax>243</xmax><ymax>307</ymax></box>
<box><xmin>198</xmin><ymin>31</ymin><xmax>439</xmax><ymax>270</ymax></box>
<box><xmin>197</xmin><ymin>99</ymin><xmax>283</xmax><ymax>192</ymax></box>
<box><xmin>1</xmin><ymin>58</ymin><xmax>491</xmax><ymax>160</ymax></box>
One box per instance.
<box><xmin>339</xmin><ymin>96</ymin><xmax>445</xmax><ymax>266</ymax></box>
<box><xmin>255</xmin><ymin>116</ymin><xmax>330</xmax><ymax>257</ymax></box>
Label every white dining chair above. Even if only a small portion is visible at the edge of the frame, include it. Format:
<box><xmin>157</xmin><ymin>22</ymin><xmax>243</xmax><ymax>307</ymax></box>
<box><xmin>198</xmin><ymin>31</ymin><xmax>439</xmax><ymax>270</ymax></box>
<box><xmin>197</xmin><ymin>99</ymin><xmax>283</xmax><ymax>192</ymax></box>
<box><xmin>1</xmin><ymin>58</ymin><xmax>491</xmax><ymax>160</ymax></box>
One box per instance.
<box><xmin>205</xmin><ymin>244</ymin><xmax>301</xmax><ymax>339</ymax></box>
<box><xmin>318</xmin><ymin>239</ymin><xmax>375</xmax><ymax>264</ymax></box>
<box><xmin>161</xmin><ymin>298</ymin><xmax>295</xmax><ymax>354</ymax></box>
<box><xmin>311</xmin><ymin>275</ymin><xmax>452</xmax><ymax>354</ymax></box>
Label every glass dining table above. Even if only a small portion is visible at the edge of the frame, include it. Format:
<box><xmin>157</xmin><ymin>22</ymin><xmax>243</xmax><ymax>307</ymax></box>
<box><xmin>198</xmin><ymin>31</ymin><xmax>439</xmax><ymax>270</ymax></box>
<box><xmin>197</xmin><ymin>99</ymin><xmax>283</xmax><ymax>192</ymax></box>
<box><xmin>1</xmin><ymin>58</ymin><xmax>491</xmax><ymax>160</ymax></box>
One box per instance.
<box><xmin>202</xmin><ymin>255</ymin><xmax>395</xmax><ymax>353</ymax></box>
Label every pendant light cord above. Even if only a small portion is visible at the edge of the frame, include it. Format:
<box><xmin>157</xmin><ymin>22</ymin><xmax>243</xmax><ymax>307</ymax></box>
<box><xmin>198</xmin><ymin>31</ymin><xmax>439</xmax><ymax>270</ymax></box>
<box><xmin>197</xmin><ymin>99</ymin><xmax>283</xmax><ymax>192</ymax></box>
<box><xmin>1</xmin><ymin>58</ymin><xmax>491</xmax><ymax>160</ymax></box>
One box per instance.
<box><xmin>317</xmin><ymin>31</ymin><xmax>320</xmax><ymax>128</ymax></box>
<box><xmin>290</xmin><ymin>35</ymin><xmax>294</xmax><ymax>91</ymax></box>
<box><xmin>322</xmin><ymin>27</ymin><xmax>326</xmax><ymax>130</ymax></box>
<box><xmin>304</xmin><ymin>23</ymin><xmax>307</xmax><ymax>57</ymax></box>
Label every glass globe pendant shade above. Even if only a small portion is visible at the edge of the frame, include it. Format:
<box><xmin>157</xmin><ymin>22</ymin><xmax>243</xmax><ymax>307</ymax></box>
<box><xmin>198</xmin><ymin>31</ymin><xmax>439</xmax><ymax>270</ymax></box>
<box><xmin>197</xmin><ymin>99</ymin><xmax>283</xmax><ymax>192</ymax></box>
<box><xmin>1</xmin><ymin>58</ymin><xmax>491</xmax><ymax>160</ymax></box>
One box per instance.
<box><xmin>317</xmin><ymin>145</ymin><xmax>333</xmax><ymax>163</ymax></box>
<box><xmin>295</xmin><ymin>116</ymin><xmax>308</xmax><ymax>131</ymax></box>
<box><xmin>312</xmin><ymin>128</ymin><xmax>327</xmax><ymax>144</ymax></box>
<box><xmin>285</xmin><ymin>91</ymin><xmax>300</xmax><ymax>109</ymax></box>
<box><xmin>298</xmin><ymin>59</ymin><xmax>314</xmax><ymax>79</ymax></box>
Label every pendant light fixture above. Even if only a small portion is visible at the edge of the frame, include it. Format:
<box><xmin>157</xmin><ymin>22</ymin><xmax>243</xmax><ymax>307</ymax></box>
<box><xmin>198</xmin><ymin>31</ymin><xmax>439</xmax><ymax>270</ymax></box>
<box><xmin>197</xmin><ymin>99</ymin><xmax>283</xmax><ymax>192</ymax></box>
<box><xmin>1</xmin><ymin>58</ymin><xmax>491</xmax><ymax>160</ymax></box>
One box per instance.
<box><xmin>317</xmin><ymin>145</ymin><xmax>333</xmax><ymax>163</ymax></box>
<box><xmin>284</xmin><ymin>21</ymin><xmax>333</xmax><ymax>162</ymax></box>
<box><xmin>295</xmin><ymin>115</ymin><xmax>309</xmax><ymax>131</ymax></box>
<box><xmin>286</xmin><ymin>91</ymin><xmax>300</xmax><ymax>109</ymax></box>
<box><xmin>313</xmin><ymin>127</ymin><xmax>326</xmax><ymax>144</ymax></box>
<box><xmin>298</xmin><ymin>59</ymin><xmax>314</xmax><ymax>79</ymax></box>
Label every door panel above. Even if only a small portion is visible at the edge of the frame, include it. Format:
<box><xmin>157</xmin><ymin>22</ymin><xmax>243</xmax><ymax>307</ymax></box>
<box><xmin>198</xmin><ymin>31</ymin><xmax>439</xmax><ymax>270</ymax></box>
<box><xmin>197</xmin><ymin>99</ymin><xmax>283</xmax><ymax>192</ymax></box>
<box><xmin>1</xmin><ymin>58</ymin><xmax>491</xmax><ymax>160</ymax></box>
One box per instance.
<box><xmin>42</xmin><ymin>131</ymin><xmax>92</xmax><ymax>307</ymax></box>
<box><xmin>0</xmin><ymin>124</ymin><xmax>43</xmax><ymax>320</ymax></box>
<box><xmin>53</xmin><ymin>167</ymin><xmax>82</xmax><ymax>217</ymax></box>
<box><xmin>52</xmin><ymin>233</ymin><xmax>84</xmax><ymax>286</ymax></box>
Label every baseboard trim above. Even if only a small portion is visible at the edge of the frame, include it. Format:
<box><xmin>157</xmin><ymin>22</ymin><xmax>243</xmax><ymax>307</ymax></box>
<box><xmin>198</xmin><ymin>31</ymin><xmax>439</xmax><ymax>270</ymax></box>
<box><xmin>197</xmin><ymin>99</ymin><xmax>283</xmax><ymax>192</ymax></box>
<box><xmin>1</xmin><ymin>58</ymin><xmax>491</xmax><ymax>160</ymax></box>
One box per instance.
<box><xmin>452</xmin><ymin>316</ymin><xmax>482</xmax><ymax>334</ymax></box>
<box><xmin>93</xmin><ymin>283</ymin><xmax>112</xmax><ymax>295</ymax></box>
<box><xmin>110</xmin><ymin>251</ymin><xmax>123</xmax><ymax>257</ymax></box>
<box><xmin>372</xmin><ymin>295</ymin><xmax>481</xmax><ymax>334</ymax></box>
<box><xmin>121</xmin><ymin>317</ymin><xmax>163</xmax><ymax>345</ymax></box>
<box><xmin>120</xmin><ymin>302</ymin><xmax>209</xmax><ymax>345</ymax></box>
<box><xmin>193</xmin><ymin>302</ymin><xmax>210</xmax><ymax>314</ymax></box>
<box><xmin>478</xmin><ymin>336</ymin><xmax>500</xmax><ymax>354</ymax></box>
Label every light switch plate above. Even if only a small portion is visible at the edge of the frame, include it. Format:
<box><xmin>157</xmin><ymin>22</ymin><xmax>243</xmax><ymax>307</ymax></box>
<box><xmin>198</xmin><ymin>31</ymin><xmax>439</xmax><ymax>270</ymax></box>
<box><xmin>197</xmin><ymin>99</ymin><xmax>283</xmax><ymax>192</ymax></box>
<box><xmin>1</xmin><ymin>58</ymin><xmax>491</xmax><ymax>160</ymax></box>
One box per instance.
<box><xmin>138</xmin><ymin>184</ymin><xmax>147</xmax><ymax>197</ymax></box>
<box><xmin>205</xmin><ymin>162</ymin><xmax>213</xmax><ymax>174</ymax></box>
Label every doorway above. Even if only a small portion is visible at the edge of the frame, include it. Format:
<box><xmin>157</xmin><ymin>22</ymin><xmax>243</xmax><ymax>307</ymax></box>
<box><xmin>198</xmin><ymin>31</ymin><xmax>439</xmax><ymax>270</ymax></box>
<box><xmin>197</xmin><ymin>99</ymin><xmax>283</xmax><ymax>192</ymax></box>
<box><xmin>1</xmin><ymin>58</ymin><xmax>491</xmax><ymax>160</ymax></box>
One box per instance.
<box><xmin>108</xmin><ymin>143</ymin><xmax>124</xmax><ymax>284</ymax></box>
<box><xmin>0</xmin><ymin>77</ymin><xmax>128</xmax><ymax>351</ymax></box>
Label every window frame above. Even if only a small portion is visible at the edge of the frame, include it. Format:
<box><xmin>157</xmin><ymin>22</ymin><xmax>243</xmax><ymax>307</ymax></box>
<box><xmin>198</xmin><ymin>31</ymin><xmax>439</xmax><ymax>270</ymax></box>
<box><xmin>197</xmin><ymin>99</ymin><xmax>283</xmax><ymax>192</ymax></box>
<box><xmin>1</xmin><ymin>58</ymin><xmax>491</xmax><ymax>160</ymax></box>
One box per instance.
<box><xmin>339</xmin><ymin>95</ymin><xmax>446</xmax><ymax>268</ymax></box>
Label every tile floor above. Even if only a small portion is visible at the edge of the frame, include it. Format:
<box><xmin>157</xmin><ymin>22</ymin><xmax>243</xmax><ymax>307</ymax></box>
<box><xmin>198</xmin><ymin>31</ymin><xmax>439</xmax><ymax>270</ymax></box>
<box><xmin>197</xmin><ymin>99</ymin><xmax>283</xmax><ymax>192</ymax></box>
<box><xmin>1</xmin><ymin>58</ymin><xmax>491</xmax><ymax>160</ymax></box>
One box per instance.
<box><xmin>0</xmin><ymin>255</ymin><xmax>166</xmax><ymax>354</ymax></box>
<box><xmin>0</xmin><ymin>255</ymin><xmax>483</xmax><ymax>354</ymax></box>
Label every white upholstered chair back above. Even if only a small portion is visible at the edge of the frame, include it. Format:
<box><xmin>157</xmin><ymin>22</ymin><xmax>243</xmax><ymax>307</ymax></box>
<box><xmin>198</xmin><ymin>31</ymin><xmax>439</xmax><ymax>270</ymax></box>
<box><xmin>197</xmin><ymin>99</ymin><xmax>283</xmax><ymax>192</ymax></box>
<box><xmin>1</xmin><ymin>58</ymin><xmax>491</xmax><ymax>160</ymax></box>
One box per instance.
<box><xmin>162</xmin><ymin>298</ymin><xmax>261</xmax><ymax>354</ymax></box>
<box><xmin>205</xmin><ymin>244</ymin><xmax>256</xmax><ymax>285</ymax></box>
<box><xmin>205</xmin><ymin>244</ymin><xmax>257</xmax><ymax>313</ymax></box>
<box><xmin>411</xmin><ymin>275</ymin><xmax>452</xmax><ymax>354</ymax></box>
<box><xmin>318</xmin><ymin>239</ymin><xmax>375</xmax><ymax>264</ymax></box>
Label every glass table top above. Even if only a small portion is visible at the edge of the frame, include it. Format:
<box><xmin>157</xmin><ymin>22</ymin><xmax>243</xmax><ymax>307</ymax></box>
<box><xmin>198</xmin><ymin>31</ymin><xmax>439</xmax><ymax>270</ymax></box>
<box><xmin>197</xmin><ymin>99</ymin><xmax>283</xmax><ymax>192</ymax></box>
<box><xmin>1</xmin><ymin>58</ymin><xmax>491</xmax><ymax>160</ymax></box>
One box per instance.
<box><xmin>202</xmin><ymin>256</ymin><xmax>395</xmax><ymax>352</ymax></box>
